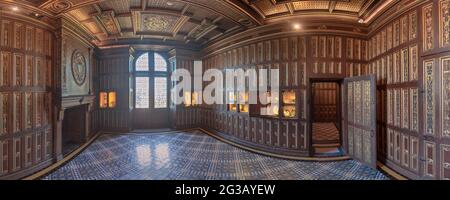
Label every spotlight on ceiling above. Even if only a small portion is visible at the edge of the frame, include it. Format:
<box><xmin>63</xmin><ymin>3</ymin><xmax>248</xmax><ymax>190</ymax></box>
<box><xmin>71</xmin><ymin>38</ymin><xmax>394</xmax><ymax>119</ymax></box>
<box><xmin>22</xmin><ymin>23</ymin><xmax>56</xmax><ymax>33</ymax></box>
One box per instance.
<box><xmin>11</xmin><ymin>6</ymin><xmax>19</xmax><ymax>11</ymax></box>
<box><xmin>293</xmin><ymin>23</ymin><xmax>301</xmax><ymax>30</ymax></box>
<box><xmin>358</xmin><ymin>19</ymin><xmax>365</xmax><ymax>24</ymax></box>
<box><xmin>166</xmin><ymin>1</ymin><xmax>174</xmax><ymax>6</ymax></box>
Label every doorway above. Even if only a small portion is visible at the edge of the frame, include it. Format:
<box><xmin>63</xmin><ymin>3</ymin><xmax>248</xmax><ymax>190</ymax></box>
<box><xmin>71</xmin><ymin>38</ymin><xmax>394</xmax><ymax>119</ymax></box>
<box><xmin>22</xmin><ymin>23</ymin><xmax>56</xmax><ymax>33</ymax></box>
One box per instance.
<box><xmin>132</xmin><ymin>52</ymin><xmax>170</xmax><ymax>130</ymax></box>
<box><xmin>310</xmin><ymin>80</ymin><xmax>342</xmax><ymax>157</ymax></box>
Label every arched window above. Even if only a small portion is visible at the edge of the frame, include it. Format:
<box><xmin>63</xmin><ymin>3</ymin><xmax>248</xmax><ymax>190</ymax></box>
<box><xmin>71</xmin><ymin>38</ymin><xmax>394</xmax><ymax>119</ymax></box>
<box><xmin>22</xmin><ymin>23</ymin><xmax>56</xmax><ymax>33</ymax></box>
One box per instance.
<box><xmin>134</xmin><ymin>52</ymin><xmax>168</xmax><ymax>109</ymax></box>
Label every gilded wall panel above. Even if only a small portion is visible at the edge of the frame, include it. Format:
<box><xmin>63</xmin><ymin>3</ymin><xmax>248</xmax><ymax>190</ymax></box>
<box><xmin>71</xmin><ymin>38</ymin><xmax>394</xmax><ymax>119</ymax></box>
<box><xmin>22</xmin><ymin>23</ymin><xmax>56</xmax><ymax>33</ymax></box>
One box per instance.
<box><xmin>401</xmin><ymin>48</ymin><xmax>409</xmax><ymax>83</ymax></box>
<box><xmin>312</xmin><ymin>36</ymin><xmax>318</xmax><ymax>58</ymax></box>
<box><xmin>402</xmin><ymin>89</ymin><xmax>409</xmax><ymax>130</ymax></box>
<box><xmin>424</xmin><ymin>60</ymin><xmax>435</xmax><ymax>135</ymax></box>
<box><xmin>0</xmin><ymin>94</ymin><xmax>7</xmax><ymax>136</ymax></box>
<box><xmin>394</xmin><ymin>89</ymin><xmax>401</xmax><ymax>127</ymax></box>
<box><xmin>354</xmin><ymin>81</ymin><xmax>361</xmax><ymax>124</ymax></box>
<box><xmin>410</xmin><ymin>11</ymin><xmax>418</xmax><ymax>40</ymax></box>
<box><xmin>25</xmin><ymin>93</ymin><xmax>32</xmax><ymax>130</ymax></box>
<box><xmin>410</xmin><ymin>88</ymin><xmax>419</xmax><ymax>132</ymax></box>
<box><xmin>1</xmin><ymin>52</ymin><xmax>11</xmax><ymax>86</ymax></box>
<box><xmin>401</xmin><ymin>134</ymin><xmax>410</xmax><ymax>168</ymax></box>
<box><xmin>410</xmin><ymin>45</ymin><xmax>418</xmax><ymax>81</ymax></box>
<box><xmin>394</xmin><ymin>20</ymin><xmax>400</xmax><ymax>47</ymax></box>
<box><xmin>401</xmin><ymin>15</ymin><xmax>409</xmax><ymax>44</ymax></box>
<box><xmin>363</xmin><ymin>81</ymin><xmax>371</xmax><ymax>126</ymax></box>
<box><xmin>327</xmin><ymin>37</ymin><xmax>334</xmax><ymax>58</ymax></box>
<box><xmin>441</xmin><ymin>144</ymin><xmax>450</xmax><ymax>180</ymax></box>
<box><xmin>388</xmin><ymin>129</ymin><xmax>394</xmax><ymax>160</ymax></box>
<box><xmin>290</xmin><ymin>37</ymin><xmax>297</xmax><ymax>60</ymax></box>
<box><xmin>319</xmin><ymin>36</ymin><xmax>326</xmax><ymax>58</ymax></box>
<box><xmin>387</xmin><ymin>55</ymin><xmax>393</xmax><ymax>84</ymax></box>
<box><xmin>387</xmin><ymin>25</ymin><xmax>393</xmax><ymax>50</ymax></box>
<box><xmin>335</xmin><ymin>37</ymin><xmax>342</xmax><ymax>58</ymax></box>
<box><xmin>411</xmin><ymin>137</ymin><xmax>419</xmax><ymax>172</ymax></box>
<box><xmin>13</xmin><ymin>54</ymin><xmax>24</xmax><ymax>87</ymax></box>
<box><xmin>1</xmin><ymin>20</ymin><xmax>12</xmax><ymax>47</ymax></box>
<box><xmin>442</xmin><ymin>57</ymin><xmax>450</xmax><ymax>138</ymax></box>
<box><xmin>424</xmin><ymin>141</ymin><xmax>436</xmax><ymax>178</ymax></box>
<box><xmin>387</xmin><ymin>90</ymin><xmax>392</xmax><ymax>125</ymax></box>
<box><xmin>348</xmin><ymin>83</ymin><xmax>354</xmax><ymax>123</ymax></box>
<box><xmin>423</xmin><ymin>4</ymin><xmax>434</xmax><ymax>51</ymax></box>
<box><xmin>347</xmin><ymin>38</ymin><xmax>353</xmax><ymax>60</ymax></box>
<box><xmin>13</xmin><ymin>93</ymin><xmax>22</xmax><ymax>133</ymax></box>
<box><xmin>394</xmin><ymin>51</ymin><xmax>401</xmax><ymax>83</ymax></box>
<box><xmin>440</xmin><ymin>0</ymin><xmax>450</xmax><ymax>47</ymax></box>
<box><xmin>363</xmin><ymin>130</ymin><xmax>372</xmax><ymax>164</ymax></box>
<box><xmin>394</xmin><ymin>131</ymin><xmax>401</xmax><ymax>163</ymax></box>
<box><xmin>13</xmin><ymin>22</ymin><xmax>24</xmax><ymax>50</ymax></box>
<box><xmin>381</xmin><ymin>30</ymin><xmax>386</xmax><ymax>54</ymax></box>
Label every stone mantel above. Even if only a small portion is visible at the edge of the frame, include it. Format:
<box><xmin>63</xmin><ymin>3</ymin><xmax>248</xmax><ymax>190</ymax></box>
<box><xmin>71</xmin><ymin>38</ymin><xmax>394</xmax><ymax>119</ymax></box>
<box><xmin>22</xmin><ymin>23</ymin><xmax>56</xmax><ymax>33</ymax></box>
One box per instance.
<box><xmin>61</xmin><ymin>95</ymin><xmax>95</xmax><ymax>109</ymax></box>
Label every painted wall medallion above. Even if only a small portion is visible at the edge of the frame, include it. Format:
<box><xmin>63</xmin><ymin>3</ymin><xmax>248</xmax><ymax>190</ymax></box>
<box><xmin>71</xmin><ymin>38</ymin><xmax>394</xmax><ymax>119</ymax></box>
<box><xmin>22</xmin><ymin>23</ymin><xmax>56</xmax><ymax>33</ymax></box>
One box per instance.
<box><xmin>71</xmin><ymin>50</ymin><xmax>87</xmax><ymax>86</ymax></box>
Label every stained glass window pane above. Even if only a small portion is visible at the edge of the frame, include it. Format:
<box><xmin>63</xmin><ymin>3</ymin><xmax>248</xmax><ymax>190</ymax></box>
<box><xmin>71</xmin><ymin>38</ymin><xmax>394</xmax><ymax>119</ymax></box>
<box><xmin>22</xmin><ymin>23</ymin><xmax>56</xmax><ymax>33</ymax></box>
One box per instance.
<box><xmin>154</xmin><ymin>77</ymin><xmax>167</xmax><ymax>108</ymax></box>
<box><xmin>154</xmin><ymin>53</ymin><xmax>167</xmax><ymax>72</ymax></box>
<box><xmin>135</xmin><ymin>77</ymin><xmax>149</xmax><ymax>108</ymax></box>
<box><xmin>136</xmin><ymin>53</ymin><xmax>149</xmax><ymax>71</ymax></box>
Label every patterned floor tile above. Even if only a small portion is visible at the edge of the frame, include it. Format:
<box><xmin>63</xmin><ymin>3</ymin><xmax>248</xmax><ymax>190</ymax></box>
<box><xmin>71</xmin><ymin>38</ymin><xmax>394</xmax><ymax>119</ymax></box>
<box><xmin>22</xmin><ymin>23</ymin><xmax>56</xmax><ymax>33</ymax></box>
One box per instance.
<box><xmin>42</xmin><ymin>130</ymin><xmax>389</xmax><ymax>180</ymax></box>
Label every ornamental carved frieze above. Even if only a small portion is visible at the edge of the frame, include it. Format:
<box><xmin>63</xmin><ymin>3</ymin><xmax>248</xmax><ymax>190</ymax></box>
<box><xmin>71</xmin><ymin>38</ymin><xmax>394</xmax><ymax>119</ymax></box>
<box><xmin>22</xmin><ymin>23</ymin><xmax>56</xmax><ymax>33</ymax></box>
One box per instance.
<box><xmin>71</xmin><ymin>50</ymin><xmax>87</xmax><ymax>86</ymax></box>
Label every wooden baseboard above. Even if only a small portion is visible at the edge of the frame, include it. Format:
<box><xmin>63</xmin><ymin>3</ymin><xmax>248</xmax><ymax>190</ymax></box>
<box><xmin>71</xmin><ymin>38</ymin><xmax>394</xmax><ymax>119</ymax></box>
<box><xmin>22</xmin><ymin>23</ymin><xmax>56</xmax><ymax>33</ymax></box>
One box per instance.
<box><xmin>376</xmin><ymin>161</ymin><xmax>409</xmax><ymax>180</ymax></box>
<box><xmin>198</xmin><ymin>128</ymin><xmax>351</xmax><ymax>162</ymax></box>
<box><xmin>22</xmin><ymin>132</ymin><xmax>102</xmax><ymax>180</ymax></box>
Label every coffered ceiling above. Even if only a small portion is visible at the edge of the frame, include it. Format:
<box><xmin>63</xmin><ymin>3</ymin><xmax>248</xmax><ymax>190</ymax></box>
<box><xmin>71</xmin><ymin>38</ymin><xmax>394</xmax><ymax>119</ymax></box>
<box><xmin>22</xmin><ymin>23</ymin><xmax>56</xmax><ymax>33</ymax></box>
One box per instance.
<box><xmin>235</xmin><ymin>0</ymin><xmax>380</xmax><ymax>22</ymax></box>
<box><xmin>5</xmin><ymin>0</ymin><xmax>258</xmax><ymax>49</ymax></box>
<box><xmin>3</xmin><ymin>0</ymin><xmax>387</xmax><ymax>49</ymax></box>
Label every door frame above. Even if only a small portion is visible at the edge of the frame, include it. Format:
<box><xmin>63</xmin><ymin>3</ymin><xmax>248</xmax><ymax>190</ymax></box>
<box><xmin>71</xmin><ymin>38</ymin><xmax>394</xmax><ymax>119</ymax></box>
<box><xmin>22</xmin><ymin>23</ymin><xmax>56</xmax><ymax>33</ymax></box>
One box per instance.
<box><xmin>308</xmin><ymin>78</ymin><xmax>344</xmax><ymax>156</ymax></box>
<box><xmin>131</xmin><ymin>51</ymin><xmax>171</xmax><ymax>130</ymax></box>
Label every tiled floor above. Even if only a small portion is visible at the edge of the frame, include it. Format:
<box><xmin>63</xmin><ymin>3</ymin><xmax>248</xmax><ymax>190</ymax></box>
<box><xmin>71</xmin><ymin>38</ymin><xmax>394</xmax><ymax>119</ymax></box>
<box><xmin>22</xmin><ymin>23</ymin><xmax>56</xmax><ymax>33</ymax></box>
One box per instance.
<box><xmin>42</xmin><ymin>130</ymin><xmax>388</xmax><ymax>180</ymax></box>
<box><xmin>312</xmin><ymin>123</ymin><xmax>340</xmax><ymax>144</ymax></box>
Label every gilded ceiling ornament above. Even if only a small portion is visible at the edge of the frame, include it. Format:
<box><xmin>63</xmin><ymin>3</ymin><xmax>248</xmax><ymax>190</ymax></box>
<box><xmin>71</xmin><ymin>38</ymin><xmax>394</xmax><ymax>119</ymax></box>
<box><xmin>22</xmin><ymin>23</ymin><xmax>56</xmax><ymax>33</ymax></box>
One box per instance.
<box><xmin>143</xmin><ymin>16</ymin><xmax>169</xmax><ymax>32</ymax></box>
<box><xmin>71</xmin><ymin>50</ymin><xmax>87</xmax><ymax>86</ymax></box>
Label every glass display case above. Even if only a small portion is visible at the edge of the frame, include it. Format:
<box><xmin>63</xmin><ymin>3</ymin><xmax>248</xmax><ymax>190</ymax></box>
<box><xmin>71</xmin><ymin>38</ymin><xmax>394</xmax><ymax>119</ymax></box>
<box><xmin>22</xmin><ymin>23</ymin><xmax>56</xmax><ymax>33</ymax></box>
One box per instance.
<box><xmin>238</xmin><ymin>91</ymin><xmax>249</xmax><ymax>113</ymax></box>
<box><xmin>282</xmin><ymin>90</ymin><xmax>297</xmax><ymax>118</ymax></box>
<box><xmin>260</xmin><ymin>91</ymin><xmax>279</xmax><ymax>117</ymax></box>
<box><xmin>100</xmin><ymin>91</ymin><xmax>117</xmax><ymax>109</ymax></box>
<box><xmin>100</xmin><ymin>92</ymin><xmax>108</xmax><ymax>108</ymax></box>
<box><xmin>108</xmin><ymin>92</ymin><xmax>117</xmax><ymax>108</ymax></box>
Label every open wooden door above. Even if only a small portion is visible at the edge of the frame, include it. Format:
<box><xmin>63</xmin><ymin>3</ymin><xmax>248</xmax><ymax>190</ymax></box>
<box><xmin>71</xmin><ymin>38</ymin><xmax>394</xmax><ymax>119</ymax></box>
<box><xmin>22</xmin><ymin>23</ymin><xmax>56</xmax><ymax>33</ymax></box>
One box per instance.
<box><xmin>342</xmin><ymin>75</ymin><xmax>377</xmax><ymax>168</ymax></box>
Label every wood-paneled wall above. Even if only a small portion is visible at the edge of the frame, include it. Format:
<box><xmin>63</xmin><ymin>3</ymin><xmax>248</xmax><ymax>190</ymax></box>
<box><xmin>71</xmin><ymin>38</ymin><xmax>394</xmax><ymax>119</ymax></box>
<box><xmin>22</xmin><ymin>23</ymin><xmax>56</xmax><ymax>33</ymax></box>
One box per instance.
<box><xmin>364</xmin><ymin>0</ymin><xmax>450</xmax><ymax>180</ymax></box>
<box><xmin>96</xmin><ymin>48</ymin><xmax>133</xmax><ymax>132</ymax></box>
<box><xmin>0</xmin><ymin>13</ymin><xmax>53</xmax><ymax>179</ymax></box>
<box><xmin>200</xmin><ymin>28</ymin><xmax>367</xmax><ymax>156</ymax></box>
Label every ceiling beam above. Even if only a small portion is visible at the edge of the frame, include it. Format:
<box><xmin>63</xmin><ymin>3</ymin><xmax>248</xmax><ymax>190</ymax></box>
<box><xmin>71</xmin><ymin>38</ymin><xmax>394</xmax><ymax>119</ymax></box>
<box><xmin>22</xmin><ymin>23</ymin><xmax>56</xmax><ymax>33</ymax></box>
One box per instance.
<box><xmin>329</xmin><ymin>1</ymin><xmax>337</xmax><ymax>13</ymax></box>
<box><xmin>286</xmin><ymin>3</ymin><xmax>294</xmax><ymax>15</ymax></box>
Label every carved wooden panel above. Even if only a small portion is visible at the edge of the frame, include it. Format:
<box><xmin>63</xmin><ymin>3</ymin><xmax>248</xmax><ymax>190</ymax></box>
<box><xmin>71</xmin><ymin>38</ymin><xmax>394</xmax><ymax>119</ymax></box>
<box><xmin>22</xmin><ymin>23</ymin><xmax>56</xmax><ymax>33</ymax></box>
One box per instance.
<box><xmin>394</xmin><ymin>20</ymin><xmax>400</xmax><ymax>47</ymax></box>
<box><xmin>424</xmin><ymin>141</ymin><xmax>436</xmax><ymax>178</ymax></box>
<box><xmin>410</xmin><ymin>88</ymin><xmax>419</xmax><ymax>132</ymax></box>
<box><xmin>423</xmin><ymin>4</ymin><xmax>434</xmax><ymax>52</ymax></box>
<box><xmin>387</xmin><ymin>128</ymin><xmax>394</xmax><ymax>160</ymax></box>
<box><xmin>410</xmin><ymin>45</ymin><xmax>418</xmax><ymax>81</ymax></box>
<box><xmin>439</xmin><ymin>56</ymin><xmax>450</xmax><ymax>139</ymax></box>
<box><xmin>441</xmin><ymin>144</ymin><xmax>450</xmax><ymax>180</ymax></box>
<box><xmin>401</xmin><ymin>48</ymin><xmax>409</xmax><ymax>83</ymax></box>
<box><xmin>0</xmin><ymin>16</ymin><xmax>54</xmax><ymax>178</ymax></box>
<box><xmin>402</xmin><ymin>89</ymin><xmax>409</xmax><ymax>130</ymax></box>
<box><xmin>424</xmin><ymin>60</ymin><xmax>435</xmax><ymax>136</ymax></box>
<box><xmin>439</xmin><ymin>0</ymin><xmax>450</xmax><ymax>48</ymax></box>
<box><xmin>400</xmin><ymin>15</ymin><xmax>409</xmax><ymax>44</ymax></box>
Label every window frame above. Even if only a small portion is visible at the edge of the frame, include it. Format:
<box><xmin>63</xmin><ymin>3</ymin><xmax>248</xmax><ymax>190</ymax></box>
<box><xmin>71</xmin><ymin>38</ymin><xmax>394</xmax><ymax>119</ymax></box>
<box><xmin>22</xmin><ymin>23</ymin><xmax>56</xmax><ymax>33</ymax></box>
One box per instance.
<box><xmin>133</xmin><ymin>51</ymin><xmax>169</xmax><ymax>109</ymax></box>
